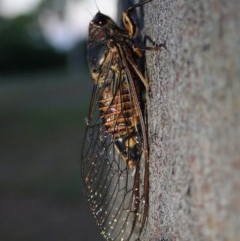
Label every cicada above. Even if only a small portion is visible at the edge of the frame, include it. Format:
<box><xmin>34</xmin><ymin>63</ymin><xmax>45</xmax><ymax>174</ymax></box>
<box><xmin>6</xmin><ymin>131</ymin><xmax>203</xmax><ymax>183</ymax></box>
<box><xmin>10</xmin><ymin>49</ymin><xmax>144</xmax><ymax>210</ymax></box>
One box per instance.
<box><xmin>81</xmin><ymin>0</ymin><xmax>162</xmax><ymax>240</ymax></box>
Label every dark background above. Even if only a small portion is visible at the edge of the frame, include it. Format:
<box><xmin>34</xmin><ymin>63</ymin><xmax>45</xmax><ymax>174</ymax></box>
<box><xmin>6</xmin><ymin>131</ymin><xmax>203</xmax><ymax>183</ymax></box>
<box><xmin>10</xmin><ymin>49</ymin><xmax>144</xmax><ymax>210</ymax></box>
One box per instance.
<box><xmin>0</xmin><ymin>0</ymin><xmax>104</xmax><ymax>240</ymax></box>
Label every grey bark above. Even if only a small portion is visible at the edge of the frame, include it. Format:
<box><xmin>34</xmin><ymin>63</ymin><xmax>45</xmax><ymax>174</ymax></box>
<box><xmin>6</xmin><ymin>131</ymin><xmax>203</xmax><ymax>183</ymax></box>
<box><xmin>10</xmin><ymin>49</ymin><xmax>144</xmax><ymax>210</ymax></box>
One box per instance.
<box><xmin>142</xmin><ymin>0</ymin><xmax>240</xmax><ymax>241</ymax></box>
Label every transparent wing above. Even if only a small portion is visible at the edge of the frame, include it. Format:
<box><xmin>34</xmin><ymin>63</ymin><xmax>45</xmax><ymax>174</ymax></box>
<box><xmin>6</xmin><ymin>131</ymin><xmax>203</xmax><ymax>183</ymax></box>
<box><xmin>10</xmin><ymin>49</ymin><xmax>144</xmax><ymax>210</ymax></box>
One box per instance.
<box><xmin>81</xmin><ymin>48</ymin><xmax>148</xmax><ymax>241</ymax></box>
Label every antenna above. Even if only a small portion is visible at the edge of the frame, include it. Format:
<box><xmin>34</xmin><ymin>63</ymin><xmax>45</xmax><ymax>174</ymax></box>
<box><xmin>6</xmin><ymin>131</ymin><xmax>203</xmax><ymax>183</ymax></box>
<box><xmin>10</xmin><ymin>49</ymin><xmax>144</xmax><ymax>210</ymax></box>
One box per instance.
<box><xmin>85</xmin><ymin>8</ymin><xmax>94</xmax><ymax>18</ymax></box>
<box><xmin>93</xmin><ymin>0</ymin><xmax>100</xmax><ymax>12</ymax></box>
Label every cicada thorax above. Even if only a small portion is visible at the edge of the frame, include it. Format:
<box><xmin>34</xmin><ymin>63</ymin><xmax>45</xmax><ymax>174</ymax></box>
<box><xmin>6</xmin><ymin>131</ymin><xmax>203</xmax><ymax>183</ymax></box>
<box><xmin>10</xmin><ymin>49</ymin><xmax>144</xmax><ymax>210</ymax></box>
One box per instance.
<box><xmin>99</xmin><ymin>76</ymin><xmax>143</xmax><ymax>169</ymax></box>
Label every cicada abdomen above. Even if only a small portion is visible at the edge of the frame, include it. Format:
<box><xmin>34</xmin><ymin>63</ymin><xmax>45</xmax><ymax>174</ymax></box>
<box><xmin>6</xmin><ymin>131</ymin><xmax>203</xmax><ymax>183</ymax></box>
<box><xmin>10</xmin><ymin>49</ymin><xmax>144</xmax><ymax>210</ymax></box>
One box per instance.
<box><xmin>81</xmin><ymin>1</ymin><xmax>160</xmax><ymax>240</ymax></box>
<box><xmin>99</xmin><ymin>67</ymin><xmax>143</xmax><ymax>169</ymax></box>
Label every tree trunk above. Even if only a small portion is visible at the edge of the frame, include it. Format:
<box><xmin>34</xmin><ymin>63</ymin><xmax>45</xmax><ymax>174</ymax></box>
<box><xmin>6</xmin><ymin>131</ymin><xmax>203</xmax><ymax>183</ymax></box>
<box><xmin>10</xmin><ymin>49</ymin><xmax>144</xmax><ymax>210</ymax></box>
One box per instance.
<box><xmin>141</xmin><ymin>0</ymin><xmax>240</xmax><ymax>240</ymax></box>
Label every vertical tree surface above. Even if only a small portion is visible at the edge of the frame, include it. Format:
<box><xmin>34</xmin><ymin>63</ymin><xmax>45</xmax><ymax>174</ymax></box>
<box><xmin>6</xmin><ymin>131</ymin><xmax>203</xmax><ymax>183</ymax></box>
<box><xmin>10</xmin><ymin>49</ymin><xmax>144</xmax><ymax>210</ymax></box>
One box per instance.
<box><xmin>141</xmin><ymin>0</ymin><xmax>240</xmax><ymax>240</ymax></box>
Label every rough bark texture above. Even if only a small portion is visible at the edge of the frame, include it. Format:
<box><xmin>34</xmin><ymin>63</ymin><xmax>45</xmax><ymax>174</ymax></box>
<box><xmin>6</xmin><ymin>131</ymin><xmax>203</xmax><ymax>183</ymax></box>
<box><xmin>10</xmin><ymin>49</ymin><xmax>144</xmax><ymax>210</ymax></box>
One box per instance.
<box><xmin>142</xmin><ymin>0</ymin><xmax>240</xmax><ymax>240</ymax></box>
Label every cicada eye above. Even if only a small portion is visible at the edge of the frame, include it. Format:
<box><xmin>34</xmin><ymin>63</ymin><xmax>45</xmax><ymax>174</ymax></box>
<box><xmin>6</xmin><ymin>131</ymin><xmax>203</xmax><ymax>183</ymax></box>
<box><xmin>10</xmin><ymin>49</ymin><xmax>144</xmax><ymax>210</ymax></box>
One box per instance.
<box><xmin>93</xmin><ymin>12</ymin><xmax>108</xmax><ymax>26</ymax></box>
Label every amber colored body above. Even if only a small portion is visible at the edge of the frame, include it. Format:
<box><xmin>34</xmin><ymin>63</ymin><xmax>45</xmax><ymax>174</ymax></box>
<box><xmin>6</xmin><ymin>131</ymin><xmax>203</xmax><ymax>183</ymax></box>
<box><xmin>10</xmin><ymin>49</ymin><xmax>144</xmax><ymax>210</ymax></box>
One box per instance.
<box><xmin>81</xmin><ymin>1</ymin><xmax>159</xmax><ymax>240</ymax></box>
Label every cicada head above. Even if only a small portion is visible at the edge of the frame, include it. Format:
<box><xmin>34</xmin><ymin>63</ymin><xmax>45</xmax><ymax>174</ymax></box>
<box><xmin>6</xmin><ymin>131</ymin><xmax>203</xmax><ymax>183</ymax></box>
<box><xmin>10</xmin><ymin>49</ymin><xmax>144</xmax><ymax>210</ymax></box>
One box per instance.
<box><xmin>88</xmin><ymin>12</ymin><xmax>117</xmax><ymax>42</ymax></box>
<box><xmin>90</xmin><ymin>12</ymin><xmax>114</xmax><ymax>27</ymax></box>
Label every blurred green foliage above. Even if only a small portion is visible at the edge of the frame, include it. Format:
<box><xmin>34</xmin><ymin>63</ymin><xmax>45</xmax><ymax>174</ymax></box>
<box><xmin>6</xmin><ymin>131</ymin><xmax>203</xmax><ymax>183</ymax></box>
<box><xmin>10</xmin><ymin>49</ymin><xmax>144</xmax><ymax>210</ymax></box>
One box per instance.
<box><xmin>0</xmin><ymin>14</ymin><xmax>66</xmax><ymax>75</ymax></box>
<box><xmin>0</xmin><ymin>1</ymin><xmax>102</xmax><ymax>240</ymax></box>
